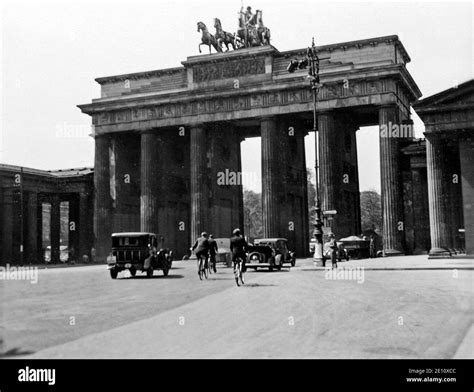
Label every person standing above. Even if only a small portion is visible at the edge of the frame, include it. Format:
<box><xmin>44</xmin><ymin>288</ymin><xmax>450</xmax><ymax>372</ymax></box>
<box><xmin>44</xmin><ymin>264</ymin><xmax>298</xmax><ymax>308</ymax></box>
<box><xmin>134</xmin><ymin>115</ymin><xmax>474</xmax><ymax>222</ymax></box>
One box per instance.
<box><xmin>369</xmin><ymin>235</ymin><xmax>376</xmax><ymax>258</ymax></box>
<box><xmin>328</xmin><ymin>233</ymin><xmax>338</xmax><ymax>269</ymax></box>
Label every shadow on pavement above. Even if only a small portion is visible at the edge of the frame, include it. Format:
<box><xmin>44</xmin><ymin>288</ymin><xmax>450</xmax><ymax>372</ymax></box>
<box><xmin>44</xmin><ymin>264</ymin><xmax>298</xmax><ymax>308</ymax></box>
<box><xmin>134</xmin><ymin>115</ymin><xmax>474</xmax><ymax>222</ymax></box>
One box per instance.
<box><xmin>242</xmin><ymin>283</ymin><xmax>277</xmax><ymax>288</ymax></box>
<box><xmin>120</xmin><ymin>274</ymin><xmax>185</xmax><ymax>280</ymax></box>
<box><xmin>300</xmin><ymin>267</ymin><xmax>474</xmax><ymax>272</ymax></box>
<box><xmin>0</xmin><ymin>347</ymin><xmax>35</xmax><ymax>358</ymax></box>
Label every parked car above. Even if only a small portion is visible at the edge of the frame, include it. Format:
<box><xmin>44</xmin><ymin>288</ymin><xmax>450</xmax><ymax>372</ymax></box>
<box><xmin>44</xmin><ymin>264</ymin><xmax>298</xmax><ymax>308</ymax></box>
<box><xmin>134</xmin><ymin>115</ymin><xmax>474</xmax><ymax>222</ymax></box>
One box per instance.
<box><xmin>107</xmin><ymin>232</ymin><xmax>173</xmax><ymax>279</ymax></box>
<box><xmin>338</xmin><ymin>235</ymin><xmax>370</xmax><ymax>259</ymax></box>
<box><xmin>311</xmin><ymin>237</ymin><xmax>349</xmax><ymax>262</ymax></box>
<box><xmin>246</xmin><ymin>238</ymin><xmax>296</xmax><ymax>271</ymax></box>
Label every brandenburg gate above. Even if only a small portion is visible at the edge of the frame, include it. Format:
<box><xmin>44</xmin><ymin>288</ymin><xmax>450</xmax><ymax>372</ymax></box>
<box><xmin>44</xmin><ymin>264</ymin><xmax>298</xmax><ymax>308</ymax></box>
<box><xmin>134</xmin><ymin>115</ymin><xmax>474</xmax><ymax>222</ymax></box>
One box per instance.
<box><xmin>79</xmin><ymin>35</ymin><xmax>421</xmax><ymax>260</ymax></box>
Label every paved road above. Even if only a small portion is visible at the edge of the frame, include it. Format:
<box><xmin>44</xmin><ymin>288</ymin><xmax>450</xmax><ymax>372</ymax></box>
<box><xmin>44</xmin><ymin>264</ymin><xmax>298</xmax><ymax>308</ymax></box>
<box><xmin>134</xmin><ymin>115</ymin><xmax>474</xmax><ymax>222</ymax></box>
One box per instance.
<box><xmin>1</xmin><ymin>256</ymin><xmax>473</xmax><ymax>358</ymax></box>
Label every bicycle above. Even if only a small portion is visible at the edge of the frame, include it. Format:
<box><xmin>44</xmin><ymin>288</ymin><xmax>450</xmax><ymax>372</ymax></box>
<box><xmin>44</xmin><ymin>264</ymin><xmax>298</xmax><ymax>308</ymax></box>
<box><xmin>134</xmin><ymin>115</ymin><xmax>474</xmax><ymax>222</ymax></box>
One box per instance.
<box><xmin>197</xmin><ymin>253</ymin><xmax>208</xmax><ymax>280</ymax></box>
<box><xmin>233</xmin><ymin>256</ymin><xmax>245</xmax><ymax>286</ymax></box>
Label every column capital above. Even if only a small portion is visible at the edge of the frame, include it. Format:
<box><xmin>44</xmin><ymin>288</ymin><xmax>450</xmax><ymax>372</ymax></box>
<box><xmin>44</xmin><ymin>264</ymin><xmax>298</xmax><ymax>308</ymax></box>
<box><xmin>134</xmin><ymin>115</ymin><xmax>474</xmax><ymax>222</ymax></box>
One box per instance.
<box><xmin>317</xmin><ymin>109</ymin><xmax>335</xmax><ymax>116</ymax></box>
<box><xmin>259</xmin><ymin>116</ymin><xmax>277</xmax><ymax>123</ymax></box>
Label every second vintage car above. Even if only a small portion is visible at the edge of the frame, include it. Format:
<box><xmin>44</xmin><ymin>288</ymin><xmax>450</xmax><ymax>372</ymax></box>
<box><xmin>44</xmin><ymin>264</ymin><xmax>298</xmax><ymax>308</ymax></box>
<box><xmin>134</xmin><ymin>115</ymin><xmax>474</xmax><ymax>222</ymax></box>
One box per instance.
<box><xmin>246</xmin><ymin>238</ymin><xmax>296</xmax><ymax>271</ymax></box>
<box><xmin>107</xmin><ymin>232</ymin><xmax>173</xmax><ymax>279</ymax></box>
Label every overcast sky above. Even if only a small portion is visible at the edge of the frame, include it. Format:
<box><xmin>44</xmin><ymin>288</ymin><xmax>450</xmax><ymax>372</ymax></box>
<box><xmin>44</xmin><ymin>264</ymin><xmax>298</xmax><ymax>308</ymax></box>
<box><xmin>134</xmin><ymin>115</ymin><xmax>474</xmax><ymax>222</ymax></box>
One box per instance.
<box><xmin>1</xmin><ymin>0</ymin><xmax>472</xmax><ymax>193</ymax></box>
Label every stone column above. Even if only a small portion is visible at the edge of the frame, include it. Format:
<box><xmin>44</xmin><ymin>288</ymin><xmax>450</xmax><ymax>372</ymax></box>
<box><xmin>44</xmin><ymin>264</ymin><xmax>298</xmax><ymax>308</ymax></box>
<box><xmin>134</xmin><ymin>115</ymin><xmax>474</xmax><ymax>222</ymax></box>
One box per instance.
<box><xmin>78</xmin><ymin>192</ymin><xmax>90</xmax><ymax>260</ymax></box>
<box><xmin>94</xmin><ymin>134</ymin><xmax>112</xmax><ymax>261</ymax></box>
<box><xmin>190</xmin><ymin>125</ymin><xmax>208</xmax><ymax>243</ymax></box>
<box><xmin>2</xmin><ymin>189</ymin><xmax>13</xmax><ymax>264</ymax></box>
<box><xmin>140</xmin><ymin>130</ymin><xmax>160</xmax><ymax>234</ymax></box>
<box><xmin>379</xmin><ymin>106</ymin><xmax>404</xmax><ymax>255</ymax></box>
<box><xmin>318</xmin><ymin>112</ymin><xmax>338</xmax><ymax>233</ymax></box>
<box><xmin>261</xmin><ymin>117</ymin><xmax>280</xmax><ymax>238</ymax></box>
<box><xmin>442</xmin><ymin>147</ymin><xmax>456</xmax><ymax>252</ymax></box>
<box><xmin>26</xmin><ymin>191</ymin><xmax>38</xmax><ymax>263</ymax></box>
<box><xmin>50</xmin><ymin>194</ymin><xmax>61</xmax><ymax>263</ymax></box>
<box><xmin>459</xmin><ymin>137</ymin><xmax>474</xmax><ymax>255</ymax></box>
<box><xmin>426</xmin><ymin>133</ymin><xmax>451</xmax><ymax>256</ymax></box>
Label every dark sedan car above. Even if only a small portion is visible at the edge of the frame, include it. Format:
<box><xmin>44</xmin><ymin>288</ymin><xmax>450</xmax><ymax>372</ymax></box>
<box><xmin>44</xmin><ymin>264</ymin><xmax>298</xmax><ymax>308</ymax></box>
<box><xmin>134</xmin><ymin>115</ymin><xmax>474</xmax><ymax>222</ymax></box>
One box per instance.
<box><xmin>107</xmin><ymin>232</ymin><xmax>173</xmax><ymax>279</ymax></box>
<box><xmin>246</xmin><ymin>238</ymin><xmax>296</xmax><ymax>271</ymax></box>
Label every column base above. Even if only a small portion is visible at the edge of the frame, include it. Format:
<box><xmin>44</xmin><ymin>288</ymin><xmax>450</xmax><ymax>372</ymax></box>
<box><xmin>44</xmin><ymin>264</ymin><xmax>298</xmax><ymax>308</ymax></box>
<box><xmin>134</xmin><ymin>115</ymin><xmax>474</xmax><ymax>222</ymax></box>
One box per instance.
<box><xmin>428</xmin><ymin>247</ymin><xmax>451</xmax><ymax>258</ymax></box>
<box><xmin>383</xmin><ymin>249</ymin><xmax>404</xmax><ymax>257</ymax></box>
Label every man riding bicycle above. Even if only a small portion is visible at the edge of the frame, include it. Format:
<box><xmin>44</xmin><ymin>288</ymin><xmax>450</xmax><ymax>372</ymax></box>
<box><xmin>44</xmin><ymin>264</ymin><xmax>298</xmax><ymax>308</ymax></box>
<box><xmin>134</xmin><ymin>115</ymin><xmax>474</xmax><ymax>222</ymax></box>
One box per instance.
<box><xmin>230</xmin><ymin>228</ymin><xmax>248</xmax><ymax>272</ymax></box>
<box><xmin>192</xmin><ymin>232</ymin><xmax>210</xmax><ymax>268</ymax></box>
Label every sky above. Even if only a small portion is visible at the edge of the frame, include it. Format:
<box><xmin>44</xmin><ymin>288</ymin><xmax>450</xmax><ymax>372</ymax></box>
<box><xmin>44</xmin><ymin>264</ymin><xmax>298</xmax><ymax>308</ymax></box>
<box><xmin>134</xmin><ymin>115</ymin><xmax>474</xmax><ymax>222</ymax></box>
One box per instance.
<box><xmin>1</xmin><ymin>0</ymin><xmax>473</xmax><ymax>193</ymax></box>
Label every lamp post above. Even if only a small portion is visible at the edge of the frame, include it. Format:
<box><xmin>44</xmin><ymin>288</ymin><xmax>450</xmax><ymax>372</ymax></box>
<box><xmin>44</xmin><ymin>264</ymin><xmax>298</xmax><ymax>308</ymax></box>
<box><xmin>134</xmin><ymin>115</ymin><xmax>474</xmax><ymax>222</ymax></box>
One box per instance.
<box><xmin>287</xmin><ymin>38</ymin><xmax>328</xmax><ymax>264</ymax></box>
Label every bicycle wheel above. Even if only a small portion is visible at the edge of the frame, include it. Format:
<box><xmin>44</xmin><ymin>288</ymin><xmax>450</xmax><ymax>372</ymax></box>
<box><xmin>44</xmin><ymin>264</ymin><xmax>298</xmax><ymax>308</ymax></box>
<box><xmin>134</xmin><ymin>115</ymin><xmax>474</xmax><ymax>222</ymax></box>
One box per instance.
<box><xmin>240</xmin><ymin>263</ymin><xmax>245</xmax><ymax>285</ymax></box>
<box><xmin>234</xmin><ymin>261</ymin><xmax>241</xmax><ymax>286</ymax></box>
<box><xmin>208</xmin><ymin>258</ymin><xmax>212</xmax><ymax>275</ymax></box>
<box><xmin>203</xmin><ymin>258</ymin><xmax>209</xmax><ymax>279</ymax></box>
<box><xmin>198</xmin><ymin>258</ymin><xmax>203</xmax><ymax>280</ymax></box>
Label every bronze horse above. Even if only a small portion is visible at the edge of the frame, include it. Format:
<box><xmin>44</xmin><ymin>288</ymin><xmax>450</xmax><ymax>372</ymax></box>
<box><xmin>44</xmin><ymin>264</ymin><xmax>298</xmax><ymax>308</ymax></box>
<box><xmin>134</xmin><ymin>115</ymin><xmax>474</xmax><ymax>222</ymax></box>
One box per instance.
<box><xmin>197</xmin><ymin>21</ymin><xmax>222</xmax><ymax>54</ymax></box>
<box><xmin>214</xmin><ymin>18</ymin><xmax>236</xmax><ymax>51</ymax></box>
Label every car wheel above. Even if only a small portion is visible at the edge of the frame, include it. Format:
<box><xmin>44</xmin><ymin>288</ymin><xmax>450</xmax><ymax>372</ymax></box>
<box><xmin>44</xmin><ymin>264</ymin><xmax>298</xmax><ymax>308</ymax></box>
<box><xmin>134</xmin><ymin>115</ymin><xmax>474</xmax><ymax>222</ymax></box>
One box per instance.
<box><xmin>248</xmin><ymin>252</ymin><xmax>261</xmax><ymax>263</ymax></box>
<box><xmin>110</xmin><ymin>269</ymin><xmax>118</xmax><ymax>279</ymax></box>
<box><xmin>129</xmin><ymin>267</ymin><xmax>136</xmax><ymax>277</ymax></box>
<box><xmin>147</xmin><ymin>267</ymin><xmax>153</xmax><ymax>278</ymax></box>
<box><xmin>274</xmin><ymin>254</ymin><xmax>282</xmax><ymax>271</ymax></box>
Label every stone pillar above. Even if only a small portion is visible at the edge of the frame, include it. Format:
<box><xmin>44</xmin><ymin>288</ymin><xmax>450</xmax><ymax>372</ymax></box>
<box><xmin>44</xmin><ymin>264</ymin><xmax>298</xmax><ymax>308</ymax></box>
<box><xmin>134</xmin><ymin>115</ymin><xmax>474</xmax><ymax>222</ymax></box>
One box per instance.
<box><xmin>411</xmin><ymin>167</ymin><xmax>430</xmax><ymax>254</ymax></box>
<box><xmin>318</xmin><ymin>112</ymin><xmax>338</xmax><ymax>234</ymax></box>
<box><xmin>112</xmin><ymin>134</ymin><xmax>141</xmax><ymax>232</ymax></box>
<box><xmin>459</xmin><ymin>137</ymin><xmax>474</xmax><ymax>255</ymax></box>
<box><xmin>140</xmin><ymin>131</ymin><xmax>160</xmax><ymax>234</ymax></box>
<box><xmin>50</xmin><ymin>194</ymin><xmax>61</xmax><ymax>263</ymax></box>
<box><xmin>190</xmin><ymin>125</ymin><xmax>208</xmax><ymax>243</ymax></box>
<box><xmin>78</xmin><ymin>193</ymin><xmax>90</xmax><ymax>260</ymax></box>
<box><xmin>442</xmin><ymin>147</ymin><xmax>456</xmax><ymax>252</ymax></box>
<box><xmin>2</xmin><ymin>189</ymin><xmax>13</xmax><ymax>264</ymax></box>
<box><xmin>261</xmin><ymin>117</ymin><xmax>280</xmax><ymax>238</ymax></box>
<box><xmin>37</xmin><ymin>197</ymin><xmax>44</xmax><ymax>262</ymax></box>
<box><xmin>379</xmin><ymin>106</ymin><xmax>404</xmax><ymax>255</ymax></box>
<box><xmin>26</xmin><ymin>191</ymin><xmax>38</xmax><ymax>263</ymax></box>
<box><xmin>426</xmin><ymin>133</ymin><xmax>451</xmax><ymax>256</ymax></box>
<box><xmin>94</xmin><ymin>134</ymin><xmax>112</xmax><ymax>261</ymax></box>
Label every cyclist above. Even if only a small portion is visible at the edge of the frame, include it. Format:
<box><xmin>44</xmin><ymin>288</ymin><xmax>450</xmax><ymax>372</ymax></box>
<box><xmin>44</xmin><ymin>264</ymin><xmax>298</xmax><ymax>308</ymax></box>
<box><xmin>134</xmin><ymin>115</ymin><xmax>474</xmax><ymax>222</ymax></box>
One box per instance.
<box><xmin>192</xmin><ymin>232</ymin><xmax>210</xmax><ymax>269</ymax></box>
<box><xmin>230</xmin><ymin>228</ymin><xmax>248</xmax><ymax>272</ymax></box>
<box><xmin>208</xmin><ymin>234</ymin><xmax>218</xmax><ymax>273</ymax></box>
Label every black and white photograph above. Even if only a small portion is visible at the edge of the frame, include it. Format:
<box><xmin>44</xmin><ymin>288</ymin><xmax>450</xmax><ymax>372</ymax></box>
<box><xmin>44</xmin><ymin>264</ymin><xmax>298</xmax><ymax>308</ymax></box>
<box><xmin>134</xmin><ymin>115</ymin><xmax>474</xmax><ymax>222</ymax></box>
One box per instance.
<box><xmin>0</xmin><ymin>0</ymin><xmax>473</xmax><ymax>388</ymax></box>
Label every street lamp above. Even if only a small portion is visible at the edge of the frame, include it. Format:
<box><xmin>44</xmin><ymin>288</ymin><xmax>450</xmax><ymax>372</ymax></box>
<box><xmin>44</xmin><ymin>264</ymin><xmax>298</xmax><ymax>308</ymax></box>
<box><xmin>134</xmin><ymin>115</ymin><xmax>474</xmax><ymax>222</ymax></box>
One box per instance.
<box><xmin>287</xmin><ymin>37</ymin><xmax>328</xmax><ymax>264</ymax></box>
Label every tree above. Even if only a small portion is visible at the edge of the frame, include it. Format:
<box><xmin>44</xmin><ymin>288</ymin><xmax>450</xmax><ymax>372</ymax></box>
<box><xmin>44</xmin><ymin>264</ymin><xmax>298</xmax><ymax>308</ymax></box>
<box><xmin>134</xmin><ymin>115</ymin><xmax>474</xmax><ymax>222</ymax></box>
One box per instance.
<box><xmin>243</xmin><ymin>189</ymin><xmax>263</xmax><ymax>239</ymax></box>
<box><xmin>360</xmin><ymin>189</ymin><xmax>382</xmax><ymax>233</ymax></box>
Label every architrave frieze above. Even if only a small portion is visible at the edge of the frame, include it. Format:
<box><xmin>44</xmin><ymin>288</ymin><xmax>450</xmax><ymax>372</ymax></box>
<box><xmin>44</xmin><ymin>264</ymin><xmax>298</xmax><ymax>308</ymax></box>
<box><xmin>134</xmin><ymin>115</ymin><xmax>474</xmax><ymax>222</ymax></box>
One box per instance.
<box><xmin>88</xmin><ymin>77</ymin><xmax>407</xmax><ymax>134</ymax></box>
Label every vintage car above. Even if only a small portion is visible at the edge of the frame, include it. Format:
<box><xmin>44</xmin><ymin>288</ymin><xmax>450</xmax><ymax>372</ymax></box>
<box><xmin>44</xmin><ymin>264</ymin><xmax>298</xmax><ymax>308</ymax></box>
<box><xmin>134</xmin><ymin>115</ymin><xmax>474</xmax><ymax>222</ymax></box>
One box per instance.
<box><xmin>338</xmin><ymin>235</ymin><xmax>370</xmax><ymax>259</ymax></box>
<box><xmin>246</xmin><ymin>238</ymin><xmax>296</xmax><ymax>271</ymax></box>
<box><xmin>107</xmin><ymin>232</ymin><xmax>173</xmax><ymax>279</ymax></box>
